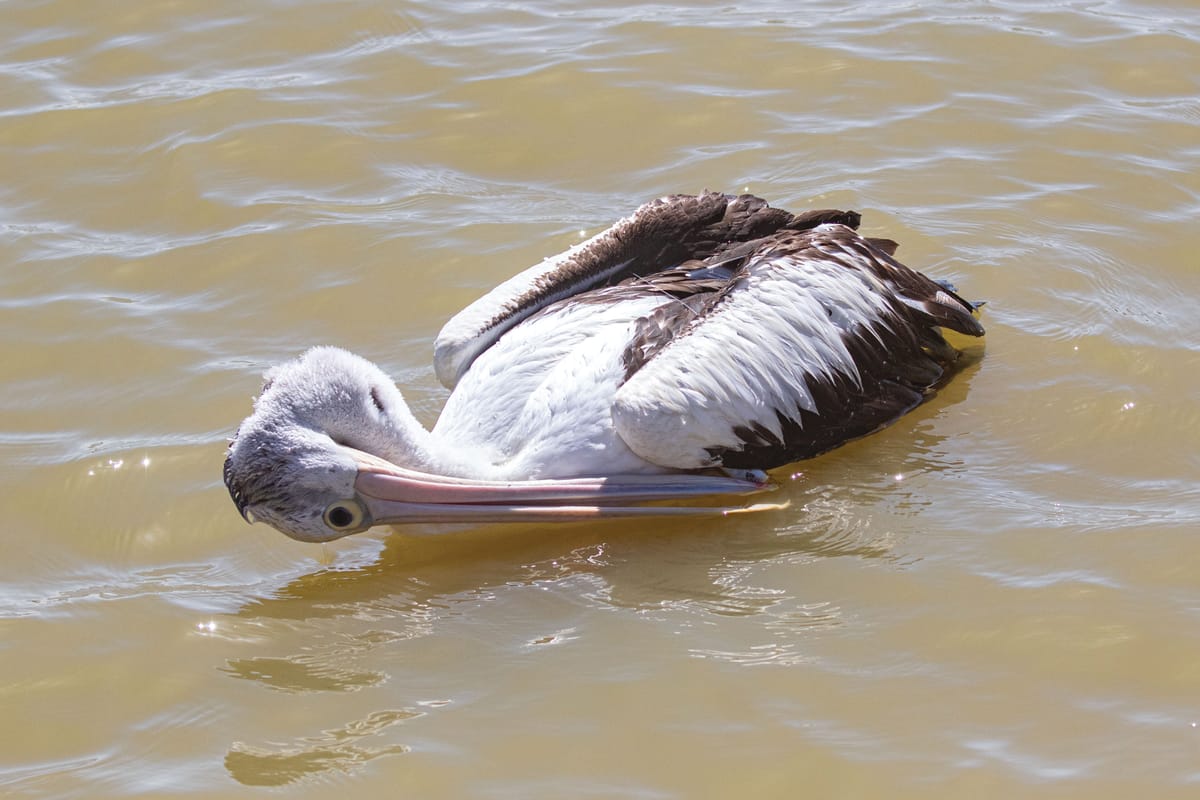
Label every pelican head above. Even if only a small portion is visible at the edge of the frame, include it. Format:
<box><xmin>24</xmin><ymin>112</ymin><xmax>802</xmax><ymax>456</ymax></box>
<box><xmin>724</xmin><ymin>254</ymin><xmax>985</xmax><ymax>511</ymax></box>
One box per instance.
<box><xmin>223</xmin><ymin>347</ymin><xmax>428</xmax><ymax>542</ymax></box>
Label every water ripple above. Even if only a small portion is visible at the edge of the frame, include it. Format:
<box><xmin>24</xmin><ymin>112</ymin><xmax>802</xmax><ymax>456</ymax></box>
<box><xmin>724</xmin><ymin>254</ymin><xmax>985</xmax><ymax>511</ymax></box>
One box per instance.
<box><xmin>3</xmin><ymin>0</ymin><xmax>1200</xmax><ymax>796</ymax></box>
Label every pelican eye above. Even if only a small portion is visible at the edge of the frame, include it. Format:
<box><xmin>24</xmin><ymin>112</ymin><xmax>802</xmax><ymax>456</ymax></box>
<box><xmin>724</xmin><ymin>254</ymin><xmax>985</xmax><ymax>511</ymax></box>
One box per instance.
<box><xmin>323</xmin><ymin>499</ymin><xmax>366</xmax><ymax>531</ymax></box>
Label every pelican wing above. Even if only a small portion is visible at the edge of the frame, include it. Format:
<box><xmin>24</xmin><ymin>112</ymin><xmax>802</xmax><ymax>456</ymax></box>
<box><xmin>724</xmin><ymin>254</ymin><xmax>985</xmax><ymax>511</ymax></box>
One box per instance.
<box><xmin>434</xmin><ymin>192</ymin><xmax>859</xmax><ymax>388</ymax></box>
<box><xmin>611</xmin><ymin>224</ymin><xmax>984</xmax><ymax>471</ymax></box>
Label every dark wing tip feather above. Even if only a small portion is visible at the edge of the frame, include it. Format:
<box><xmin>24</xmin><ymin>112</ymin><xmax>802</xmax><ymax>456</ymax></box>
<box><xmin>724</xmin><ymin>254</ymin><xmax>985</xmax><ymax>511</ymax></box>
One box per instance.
<box><xmin>786</xmin><ymin>208</ymin><xmax>862</xmax><ymax>231</ymax></box>
<box><xmin>866</xmin><ymin>237</ymin><xmax>899</xmax><ymax>256</ymax></box>
<box><xmin>926</xmin><ymin>287</ymin><xmax>986</xmax><ymax>337</ymax></box>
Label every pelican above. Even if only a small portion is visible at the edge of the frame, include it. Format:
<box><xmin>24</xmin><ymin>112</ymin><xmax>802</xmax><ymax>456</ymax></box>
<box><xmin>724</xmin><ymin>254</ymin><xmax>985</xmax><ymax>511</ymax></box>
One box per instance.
<box><xmin>224</xmin><ymin>192</ymin><xmax>984</xmax><ymax>542</ymax></box>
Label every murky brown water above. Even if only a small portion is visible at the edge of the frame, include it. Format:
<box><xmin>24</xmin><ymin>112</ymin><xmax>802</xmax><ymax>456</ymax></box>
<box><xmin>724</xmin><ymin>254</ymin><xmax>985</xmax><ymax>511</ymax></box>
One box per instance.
<box><xmin>3</xmin><ymin>0</ymin><xmax>1199</xmax><ymax>796</ymax></box>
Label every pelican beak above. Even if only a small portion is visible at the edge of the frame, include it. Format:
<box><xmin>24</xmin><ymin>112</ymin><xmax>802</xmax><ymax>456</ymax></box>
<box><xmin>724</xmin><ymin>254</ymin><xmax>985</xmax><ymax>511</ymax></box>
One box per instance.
<box><xmin>350</xmin><ymin>451</ymin><xmax>783</xmax><ymax>527</ymax></box>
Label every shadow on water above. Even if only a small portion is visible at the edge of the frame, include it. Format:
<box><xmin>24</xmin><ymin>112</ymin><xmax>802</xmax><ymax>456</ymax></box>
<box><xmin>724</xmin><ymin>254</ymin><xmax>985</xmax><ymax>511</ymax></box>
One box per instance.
<box><xmin>225</xmin><ymin>709</ymin><xmax>418</xmax><ymax>788</ymax></box>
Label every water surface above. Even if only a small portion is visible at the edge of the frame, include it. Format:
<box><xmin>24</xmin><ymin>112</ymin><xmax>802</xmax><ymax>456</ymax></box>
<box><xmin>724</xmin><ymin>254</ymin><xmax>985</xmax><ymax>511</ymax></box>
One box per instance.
<box><xmin>2</xmin><ymin>0</ymin><xmax>1199</xmax><ymax>796</ymax></box>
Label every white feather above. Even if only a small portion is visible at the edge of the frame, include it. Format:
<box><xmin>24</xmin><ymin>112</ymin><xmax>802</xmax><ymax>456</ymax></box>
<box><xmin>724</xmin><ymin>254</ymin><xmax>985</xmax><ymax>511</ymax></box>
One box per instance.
<box><xmin>434</xmin><ymin>294</ymin><xmax>670</xmax><ymax>479</ymax></box>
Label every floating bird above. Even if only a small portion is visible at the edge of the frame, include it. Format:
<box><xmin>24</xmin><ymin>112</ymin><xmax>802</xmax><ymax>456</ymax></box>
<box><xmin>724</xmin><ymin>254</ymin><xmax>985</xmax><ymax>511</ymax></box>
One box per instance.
<box><xmin>224</xmin><ymin>192</ymin><xmax>984</xmax><ymax>542</ymax></box>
